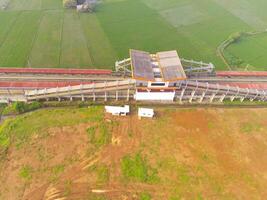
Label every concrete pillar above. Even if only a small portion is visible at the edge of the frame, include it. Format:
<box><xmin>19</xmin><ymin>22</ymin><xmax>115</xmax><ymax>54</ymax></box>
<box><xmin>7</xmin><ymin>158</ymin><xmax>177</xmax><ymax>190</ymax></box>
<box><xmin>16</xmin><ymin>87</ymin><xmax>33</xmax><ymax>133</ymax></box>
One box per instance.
<box><xmin>104</xmin><ymin>91</ymin><xmax>107</xmax><ymax>102</ymax></box>
<box><xmin>219</xmin><ymin>94</ymin><xmax>226</xmax><ymax>102</ymax></box>
<box><xmin>231</xmin><ymin>87</ymin><xmax>240</xmax><ymax>102</ymax></box>
<box><xmin>179</xmin><ymin>88</ymin><xmax>185</xmax><ymax>104</ymax></box>
<box><xmin>81</xmin><ymin>95</ymin><xmax>85</xmax><ymax>102</ymax></box>
<box><xmin>210</xmin><ymin>93</ymin><xmax>216</xmax><ymax>103</ymax></box>
<box><xmin>189</xmin><ymin>90</ymin><xmax>195</xmax><ymax>103</ymax></box>
<box><xmin>93</xmin><ymin>93</ymin><xmax>96</xmax><ymax>101</ymax></box>
<box><xmin>199</xmin><ymin>92</ymin><xmax>206</xmax><ymax>103</ymax></box>
<box><xmin>127</xmin><ymin>89</ymin><xmax>130</xmax><ymax>101</ymax></box>
<box><xmin>261</xmin><ymin>91</ymin><xmax>266</xmax><ymax>101</ymax></box>
<box><xmin>116</xmin><ymin>90</ymin><xmax>118</xmax><ymax>101</ymax></box>
<box><xmin>251</xmin><ymin>90</ymin><xmax>259</xmax><ymax>102</ymax></box>
<box><xmin>241</xmin><ymin>89</ymin><xmax>250</xmax><ymax>102</ymax></box>
<box><xmin>230</xmin><ymin>96</ymin><xmax>235</xmax><ymax>102</ymax></box>
<box><xmin>92</xmin><ymin>83</ymin><xmax>96</xmax><ymax>101</ymax></box>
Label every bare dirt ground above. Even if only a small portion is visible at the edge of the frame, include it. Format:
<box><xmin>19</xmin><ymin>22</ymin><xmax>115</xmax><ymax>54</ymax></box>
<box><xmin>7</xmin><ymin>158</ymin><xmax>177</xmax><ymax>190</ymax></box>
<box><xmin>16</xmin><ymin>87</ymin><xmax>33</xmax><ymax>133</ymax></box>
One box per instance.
<box><xmin>1</xmin><ymin>108</ymin><xmax>267</xmax><ymax>200</ymax></box>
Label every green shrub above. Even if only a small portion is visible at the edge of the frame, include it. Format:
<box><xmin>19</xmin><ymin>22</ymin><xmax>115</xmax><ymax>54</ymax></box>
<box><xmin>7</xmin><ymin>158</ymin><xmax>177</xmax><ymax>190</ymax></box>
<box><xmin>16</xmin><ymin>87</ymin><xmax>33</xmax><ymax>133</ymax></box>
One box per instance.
<box><xmin>2</xmin><ymin>102</ymin><xmax>42</xmax><ymax>115</ymax></box>
<box><xmin>19</xmin><ymin>165</ymin><xmax>33</xmax><ymax>180</ymax></box>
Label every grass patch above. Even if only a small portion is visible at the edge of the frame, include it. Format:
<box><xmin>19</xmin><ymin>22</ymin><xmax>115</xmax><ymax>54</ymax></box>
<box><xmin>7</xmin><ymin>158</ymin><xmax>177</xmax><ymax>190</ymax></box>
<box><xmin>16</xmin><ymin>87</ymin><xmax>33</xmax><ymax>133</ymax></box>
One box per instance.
<box><xmin>139</xmin><ymin>192</ymin><xmax>151</xmax><ymax>200</ymax></box>
<box><xmin>96</xmin><ymin>164</ymin><xmax>109</xmax><ymax>184</ymax></box>
<box><xmin>2</xmin><ymin>101</ymin><xmax>42</xmax><ymax>115</ymax></box>
<box><xmin>0</xmin><ymin>11</ymin><xmax>41</xmax><ymax>67</ymax></box>
<box><xmin>1</xmin><ymin>0</ymin><xmax>267</xmax><ymax>68</ymax></box>
<box><xmin>121</xmin><ymin>153</ymin><xmax>159</xmax><ymax>183</ymax></box>
<box><xmin>86</xmin><ymin>123</ymin><xmax>111</xmax><ymax>148</ymax></box>
<box><xmin>50</xmin><ymin>164</ymin><xmax>65</xmax><ymax>182</ymax></box>
<box><xmin>0</xmin><ymin>107</ymin><xmax>104</xmax><ymax>157</ymax></box>
<box><xmin>240</xmin><ymin>122</ymin><xmax>261</xmax><ymax>134</ymax></box>
<box><xmin>60</xmin><ymin>11</ymin><xmax>93</xmax><ymax>68</ymax></box>
<box><xmin>79</xmin><ymin>13</ymin><xmax>117</xmax><ymax>68</ymax></box>
<box><xmin>19</xmin><ymin>165</ymin><xmax>33</xmax><ymax>181</ymax></box>
<box><xmin>29</xmin><ymin>10</ymin><xmax>63</xmax><ymax>67</ymax></box>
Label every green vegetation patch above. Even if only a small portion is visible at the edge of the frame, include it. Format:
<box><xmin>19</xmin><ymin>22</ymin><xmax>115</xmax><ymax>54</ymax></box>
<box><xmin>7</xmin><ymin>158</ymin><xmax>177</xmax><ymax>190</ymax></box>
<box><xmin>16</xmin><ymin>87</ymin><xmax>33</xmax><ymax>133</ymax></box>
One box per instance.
<box><xmin>1</xmin><ymin>0</ymin><xmax>267</xmax><ymax>69</ymax></box>
<box><xmin>0</xmin><ymin>11</ymin><xmax>41</xmax><ymax>67</ymax></box>
<box><xmin>86</xmin><ymin>123</ymin><xmax>111</xmax><ymax>148</ymax></box>
<box><xmin>139</xmin><ymin>192</ymin><xmax>151</xmax><ymax>200</ymax></box>
<box><xmin>160</xmin><ymin>4</ymin><xmax>205</xmax><ymax>27</ymax></box>
<box><xmin>0</xmin><ymin>107</ymin><xmax>103</xmax><ymax>157</ymax></box>
<box><xmin>240</xmin><ymin>122</ymin><xmax>262</xmax><ymax>134</ymax></box>
<box><xmin>225</xmin><ymin>32</ymin><xmax>267</xmax><ymax>70</ymax></box>
<box><xmin>121</xmin><ymin>153</ymin><xmax>159</xmax><ymax>183</ymax></box>
<box><xmin>2</xmin><ymin>101</ymin><xmax>42</xmax><ymax>115</ymax></box>
<box><xmin>19</xmin><ymin>165</ymin><xmax>33</xmax><ymax>181</ymax></box>
<box><xmin>79</xmin><ymin>13</ymin><xmax>117</xmax><ymax>68</ymax></box>
<box><xmin>29</xmin><ymin>10</ymin><xmax>63</xmax><ymax>67</ymax></box>
<box><xmin>60</xmin><ymin>11</ymin><xmax>93</xmax><ymax>68</ymax></box>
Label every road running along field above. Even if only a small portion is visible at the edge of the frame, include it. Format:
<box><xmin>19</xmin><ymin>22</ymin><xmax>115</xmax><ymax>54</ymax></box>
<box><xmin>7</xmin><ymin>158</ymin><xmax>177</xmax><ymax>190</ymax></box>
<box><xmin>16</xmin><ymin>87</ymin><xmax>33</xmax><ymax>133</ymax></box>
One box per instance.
<box><xmin>0</xmin><ymin>106</ymin><xmax>267</xmax><ymax>199</ymax></box>
<box><xmin>1</xmin><ymin>0</ymin><xmax>267</xmax><ymax>69</ymax></box>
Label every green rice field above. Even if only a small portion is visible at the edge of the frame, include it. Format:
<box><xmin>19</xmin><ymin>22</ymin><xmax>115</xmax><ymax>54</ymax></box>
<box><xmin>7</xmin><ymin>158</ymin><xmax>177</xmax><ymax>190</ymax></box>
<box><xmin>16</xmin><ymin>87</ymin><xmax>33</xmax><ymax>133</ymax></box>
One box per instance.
<box><xmin>225</xmin><ymin>33</ymin><xmax>267</xmax><ymax>71</ymax></box>
<box><xmin>0</xmin><ymin>0</ymin><xmax>267</xmax><ymax>70</ymax></box>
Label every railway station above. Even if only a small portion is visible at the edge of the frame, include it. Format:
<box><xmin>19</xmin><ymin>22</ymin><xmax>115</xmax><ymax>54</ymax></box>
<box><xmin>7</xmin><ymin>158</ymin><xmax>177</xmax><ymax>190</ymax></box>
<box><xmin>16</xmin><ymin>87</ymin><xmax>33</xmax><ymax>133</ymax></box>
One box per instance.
<box><xmin>0</xmin><ymin>49</ymin><xmax>267</xmax><ymax>103</ymax></box>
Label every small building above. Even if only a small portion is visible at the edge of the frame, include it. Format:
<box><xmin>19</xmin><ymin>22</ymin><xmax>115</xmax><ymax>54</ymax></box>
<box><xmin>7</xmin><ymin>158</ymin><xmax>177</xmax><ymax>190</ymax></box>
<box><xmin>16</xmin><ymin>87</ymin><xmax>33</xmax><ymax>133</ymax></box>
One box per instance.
<box><xmin>130</xmin><ymin>49</ymin><xmax>187</xmax><ymax>101</ymax></box>
<box><xmin>138</xmin><ymin>108</ymin><xmax>154</xmax><ymax>118</ymax></box>
<box><xmin>105</xmin><ymin>105</ymin><xmax>130</xmax><ymax>116</ymax></box>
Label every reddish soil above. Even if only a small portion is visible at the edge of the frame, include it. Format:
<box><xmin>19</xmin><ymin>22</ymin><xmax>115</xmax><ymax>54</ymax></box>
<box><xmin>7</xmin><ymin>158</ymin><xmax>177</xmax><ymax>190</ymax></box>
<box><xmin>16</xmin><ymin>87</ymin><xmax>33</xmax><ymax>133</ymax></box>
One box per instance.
<box><xmin>1</xmin><ymin>108</ymin><xmax>267</xmax><ymax>200</ymax></box>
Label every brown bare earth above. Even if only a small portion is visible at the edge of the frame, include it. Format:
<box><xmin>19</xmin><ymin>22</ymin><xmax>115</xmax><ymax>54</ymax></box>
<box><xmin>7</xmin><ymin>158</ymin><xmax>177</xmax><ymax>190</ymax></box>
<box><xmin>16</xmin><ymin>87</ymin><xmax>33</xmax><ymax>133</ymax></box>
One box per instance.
<box><xmin>0</xmin><ymin>107</ymin><xmax>267</xmax><ymax>200</ymax></box>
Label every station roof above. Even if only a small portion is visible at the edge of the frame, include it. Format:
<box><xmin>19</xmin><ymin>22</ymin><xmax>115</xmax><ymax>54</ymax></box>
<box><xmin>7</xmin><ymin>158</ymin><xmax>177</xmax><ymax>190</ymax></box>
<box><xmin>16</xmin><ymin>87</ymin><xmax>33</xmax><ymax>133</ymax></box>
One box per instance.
<box><xmin>130</xmin><ymin>49</ymin><xmax>186</xmax><ymax>82</ymax></box>
<box><xmin>130</xmin><ymin>49</ymin><xmax>155</xmax><ymax>81</ymax></box>
<box><xmin>157</xmin><ymin>51</ymin><xmax>187</xmax><ymax>81</ymax></box>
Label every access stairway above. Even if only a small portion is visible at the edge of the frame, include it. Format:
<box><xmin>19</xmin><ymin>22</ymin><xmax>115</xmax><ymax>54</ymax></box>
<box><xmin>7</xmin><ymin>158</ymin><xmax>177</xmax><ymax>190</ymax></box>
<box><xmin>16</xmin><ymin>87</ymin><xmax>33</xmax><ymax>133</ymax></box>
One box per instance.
<box><xmin>25</xmin><ymin>79</ymin><xmax>136</xmax><ymax>101</ymax></box>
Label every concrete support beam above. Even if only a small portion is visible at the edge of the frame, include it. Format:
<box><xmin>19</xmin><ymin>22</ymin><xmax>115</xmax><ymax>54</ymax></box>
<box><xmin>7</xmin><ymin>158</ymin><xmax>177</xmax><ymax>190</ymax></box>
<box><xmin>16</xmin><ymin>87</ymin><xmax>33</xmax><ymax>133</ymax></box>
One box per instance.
<box><xmin>104</xmin><ymin>92</ymin><xmax>107</xmax><ymax>102</ymax></box>
<box><xmin>127</xmin><ymin>89</ymin><xmax>130</xmax><ymax>101</ymax></box>
<box><xmin>116</xmin><ymin>90</ymin><xmax>119</xmax><ymax>101</ymax></box>
<box><xmin>189</xmin><ymin>90</ymin><xmax>195</xmax><ymax>103</ymax></box>
<box><xmin>251</xmin><ymin>90</ymin><xmax>259</xmax><ymax>102</ymax></box>
<box><xmin>199</xmin><ymin>92</ymin><xmax>206</xmax><ymax>103</ymax></box>
<box><xmin>219</xmin><ymin>94</ymin><xmax>226</xmax><ymax>102</ymax></box>
<box><xmin>241</xmin><ymin>89</ymin><xmax>250</xmax><ymax>102</ymax></box>
<box><xmin>92</xmin><ymin>83</ymin><xmax>96</xmax><ymax>101</ymax></box>
<box><xmin>116</xmin><ymin>81</ymin><xmax>119</xmax><ymax>101</ymax></box>
<box><xmin>179</xmin><ymin>88</ymin><xmax>185</xmax><ymax>104</ymax></box>
<box><xmin>210</xmin><ymin>93</ymin><xmax>216</xmax><ymax>103</ymax></box>
<box><xmin>104</xmin><ymin>82</ymin><xmax>107</xmax><ymax>102</ymax></box>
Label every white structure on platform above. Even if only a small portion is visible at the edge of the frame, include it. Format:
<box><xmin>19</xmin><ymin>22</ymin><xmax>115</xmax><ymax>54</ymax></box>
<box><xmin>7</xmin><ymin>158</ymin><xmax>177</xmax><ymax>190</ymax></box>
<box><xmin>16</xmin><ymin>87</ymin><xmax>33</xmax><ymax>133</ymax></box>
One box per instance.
<box><xmin>138</xmin><ymin>108</ymin><xmax>154</xmax><ymax>118</ymax></box>
<box><xmin>105</xmin><ymin>105</ymin><xmax>130</xmax><ymax>116</ymax></box>
<box><xmin>134</xmin><ymin>91</ymin><xmax>175</xmax><ymax>101</ymax></box>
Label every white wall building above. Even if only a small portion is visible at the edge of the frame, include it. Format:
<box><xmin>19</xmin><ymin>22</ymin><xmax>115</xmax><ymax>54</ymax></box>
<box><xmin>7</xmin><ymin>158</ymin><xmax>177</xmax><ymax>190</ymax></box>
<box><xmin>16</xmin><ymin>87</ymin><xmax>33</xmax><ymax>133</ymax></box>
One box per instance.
<box><xmin>105</xmin><ymin>105</ymin><xmax>130</xmax><ymax>116</ymax></box>
<box><xmin>138</xmin><ymin>108</ymin><xmax>154</xmax><ymax>118</ymax></box>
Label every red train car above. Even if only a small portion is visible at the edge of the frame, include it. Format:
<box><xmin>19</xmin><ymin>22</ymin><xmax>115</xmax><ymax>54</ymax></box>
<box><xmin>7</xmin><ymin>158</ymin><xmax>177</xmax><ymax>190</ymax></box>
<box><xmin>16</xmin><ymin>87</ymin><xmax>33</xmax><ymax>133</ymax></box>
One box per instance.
<box><xmin>0</xmin><ymin>68</ymin><xmax>112</xmax><ymax>75</ymax></box>
<box><xmin>217</xmin><ymin>71</ymin><xmax>267</xmax><ymax>77</ymax></box>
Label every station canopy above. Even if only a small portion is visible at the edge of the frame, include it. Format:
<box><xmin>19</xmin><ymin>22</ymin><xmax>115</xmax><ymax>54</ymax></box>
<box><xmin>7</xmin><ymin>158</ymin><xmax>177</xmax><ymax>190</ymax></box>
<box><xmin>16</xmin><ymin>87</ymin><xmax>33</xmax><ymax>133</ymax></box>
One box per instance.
<box><xmin>130</xmin><ymin>49</ymin><xmax>186</xmax><ymax>82</ymax></box>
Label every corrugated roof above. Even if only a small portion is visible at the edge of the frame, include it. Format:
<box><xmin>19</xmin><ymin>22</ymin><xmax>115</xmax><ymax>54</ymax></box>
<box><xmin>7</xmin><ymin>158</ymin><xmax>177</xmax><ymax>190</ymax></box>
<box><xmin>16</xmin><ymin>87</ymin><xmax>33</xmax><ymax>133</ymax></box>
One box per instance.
<box><xmin>130</xmin><ymin>49</ymin><xmax>155</xmax><ymax>81</ymax></box>
<box><xmin>157</xmin><ymin>50</ymin><xmax>186</xmax><ymax>81</ymax></box>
